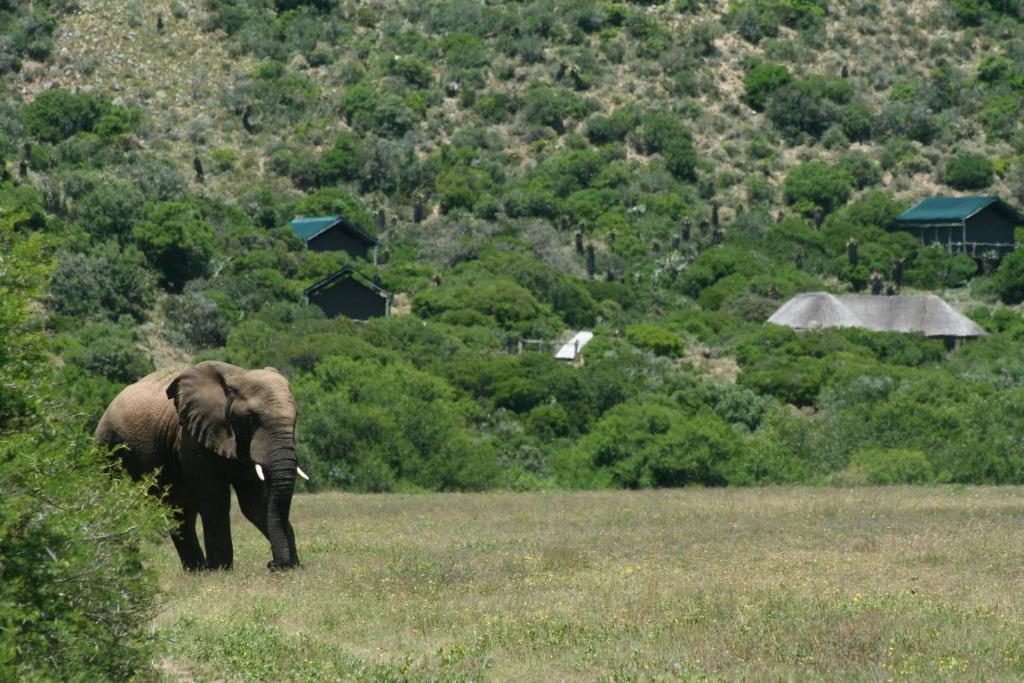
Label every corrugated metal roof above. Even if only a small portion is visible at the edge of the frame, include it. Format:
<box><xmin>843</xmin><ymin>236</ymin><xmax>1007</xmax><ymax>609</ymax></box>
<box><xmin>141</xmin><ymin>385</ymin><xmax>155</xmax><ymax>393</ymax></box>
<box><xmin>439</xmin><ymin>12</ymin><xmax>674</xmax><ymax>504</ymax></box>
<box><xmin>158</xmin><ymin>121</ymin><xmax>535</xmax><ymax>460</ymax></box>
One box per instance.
<box><xmin>555</xmin><ymin>331</ymin><xmax>594</xmax><ymax>359</ymax></box>
<box><xmin>895</xmin><ymin>196</ymin><xmax>1021</xmax><ymax>225</ymax></box>
<box><xmin>290</xmin><ymin>215</ymin><xmax>379</xmax><ymax>245</ymax></box>
<box><xmin>291</xmin><ymin>215</ymin><xmax>342</xmax><ymax>241</ymax></box>
<box><xmin>768</xmin><ymin>292</ymin><xmax>986</xmax><ymax>338</ymax></box>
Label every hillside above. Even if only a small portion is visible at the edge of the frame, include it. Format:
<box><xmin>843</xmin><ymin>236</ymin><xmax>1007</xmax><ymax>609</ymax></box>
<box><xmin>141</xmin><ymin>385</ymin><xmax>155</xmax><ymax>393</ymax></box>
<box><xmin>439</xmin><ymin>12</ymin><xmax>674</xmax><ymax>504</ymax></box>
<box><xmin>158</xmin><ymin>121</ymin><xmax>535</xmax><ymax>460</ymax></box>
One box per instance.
<box><xmin>2</xmin><ymin>0</ymin><xmax>1024</xmax><ymax>494</ymax></box>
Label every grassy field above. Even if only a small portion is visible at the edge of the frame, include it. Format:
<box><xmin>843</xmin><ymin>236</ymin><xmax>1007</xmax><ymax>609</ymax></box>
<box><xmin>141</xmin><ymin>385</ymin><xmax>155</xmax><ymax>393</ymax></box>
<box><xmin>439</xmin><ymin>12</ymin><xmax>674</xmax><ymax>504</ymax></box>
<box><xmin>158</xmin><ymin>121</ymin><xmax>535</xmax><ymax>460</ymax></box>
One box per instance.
<box><xmin>153</xmin><ymin>487</ymin><xmax>1024</xmax><ymax>681</ymax></box>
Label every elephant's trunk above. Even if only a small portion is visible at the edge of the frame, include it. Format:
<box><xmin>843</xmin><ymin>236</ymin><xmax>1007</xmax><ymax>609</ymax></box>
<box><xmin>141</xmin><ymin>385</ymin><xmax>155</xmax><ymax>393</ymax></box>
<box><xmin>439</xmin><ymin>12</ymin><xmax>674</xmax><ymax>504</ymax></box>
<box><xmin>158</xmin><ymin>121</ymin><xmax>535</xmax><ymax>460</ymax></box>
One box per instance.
<box><xmin>263</xmin><ymin>447</ymin><xmax>301</xmax><ymax>570</ymax></box>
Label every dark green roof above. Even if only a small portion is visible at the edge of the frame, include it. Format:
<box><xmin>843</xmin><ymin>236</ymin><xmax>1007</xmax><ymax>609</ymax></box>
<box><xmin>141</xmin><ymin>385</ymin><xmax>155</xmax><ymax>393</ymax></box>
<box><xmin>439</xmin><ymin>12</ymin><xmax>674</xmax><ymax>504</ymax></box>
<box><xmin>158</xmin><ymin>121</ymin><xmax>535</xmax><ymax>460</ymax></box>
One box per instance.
<box><xmin>289</xmin><ymin>215</ymin><xmax>378</xmax><ymax>245</ymax></box>
<box><xmin>895</xmin><ymin>196</ymin><xmax>1023</xmax><ymax>225</ymax></box>
<box><xmin>304</xmin><ymin>265</ymin><xmax>389</xmax><ymax>298</ymax></box>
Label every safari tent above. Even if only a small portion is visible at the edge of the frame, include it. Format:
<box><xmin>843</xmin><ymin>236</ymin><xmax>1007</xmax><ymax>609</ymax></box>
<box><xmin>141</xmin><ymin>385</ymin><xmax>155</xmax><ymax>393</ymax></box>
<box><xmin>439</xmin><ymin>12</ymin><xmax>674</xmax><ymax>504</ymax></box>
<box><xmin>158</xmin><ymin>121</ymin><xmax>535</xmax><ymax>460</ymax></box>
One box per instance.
<box><xmin>290</xmin><ymin>215</ymin><xmax>379</xmax><ymax>262</ymax></box>
<box><xmin>893</xmin><ymin>196</ymin><xmax>1021</xmax><ymax>256</ymax></box>
<box><xmin>304</xmin><ymin>265</ymin><xmax>391</xmax><ymax>322</ymax></box>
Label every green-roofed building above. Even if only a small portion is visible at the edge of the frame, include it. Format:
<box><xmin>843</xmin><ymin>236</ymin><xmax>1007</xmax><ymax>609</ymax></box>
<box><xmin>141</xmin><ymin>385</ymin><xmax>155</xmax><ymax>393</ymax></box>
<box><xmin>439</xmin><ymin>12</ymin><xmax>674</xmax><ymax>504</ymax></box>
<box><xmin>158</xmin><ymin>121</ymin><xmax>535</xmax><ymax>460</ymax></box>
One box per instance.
<box><xmin>290</xmin><ymin>215</ymin><xmax>379</xmax><ymax>262</ymax></box>
<box><xmin>893</xmin><ymin>196</ymin><xmax>1021</xmax><ymax>256</ymax></box>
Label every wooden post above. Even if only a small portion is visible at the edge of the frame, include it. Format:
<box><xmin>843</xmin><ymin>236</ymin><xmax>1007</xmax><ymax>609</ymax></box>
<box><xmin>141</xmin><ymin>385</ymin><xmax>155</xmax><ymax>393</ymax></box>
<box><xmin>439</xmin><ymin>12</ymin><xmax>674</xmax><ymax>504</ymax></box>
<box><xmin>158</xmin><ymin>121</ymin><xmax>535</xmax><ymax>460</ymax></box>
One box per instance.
<box><xmin>890</xmin><ymin>258</ymin><xmax>904</xmax><ymax>290</ymax></box>
<box><xmin>413</xmin><ymin>195</ymin><xmax>425</xmax><ymax>223</ymax></box>
<box><xmin>870</xmin><ymin>271</ymin><xmax>883</xmax><ymax>295</ymax></box>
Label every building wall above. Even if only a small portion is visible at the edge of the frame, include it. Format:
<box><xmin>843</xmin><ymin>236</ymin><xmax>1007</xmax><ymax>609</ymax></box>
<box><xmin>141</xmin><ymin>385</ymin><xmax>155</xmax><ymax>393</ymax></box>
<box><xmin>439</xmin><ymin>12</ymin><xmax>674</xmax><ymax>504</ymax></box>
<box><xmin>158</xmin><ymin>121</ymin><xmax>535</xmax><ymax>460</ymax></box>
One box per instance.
<box><xmin>308</xmin><ymin>226</ymin><xmax>372</xmax><ymax>260</ymax></box>
<box><xmin>309</xmin><ymin>277</ymin><xmax>388</xmax><ymax>321</ymax></box>
<box><xmin>966</xmin><ymin>206</ymin><xmax>1016</xmax><ymax>249</ymax></box>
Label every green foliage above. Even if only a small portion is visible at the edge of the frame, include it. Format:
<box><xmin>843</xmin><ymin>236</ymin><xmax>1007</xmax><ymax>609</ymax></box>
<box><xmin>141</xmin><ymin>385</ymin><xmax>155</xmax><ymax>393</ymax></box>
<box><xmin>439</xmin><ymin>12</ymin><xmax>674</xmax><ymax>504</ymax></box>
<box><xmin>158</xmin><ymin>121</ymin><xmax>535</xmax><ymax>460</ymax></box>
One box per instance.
<box><xmin>743</xmin><ymin>62</ymin><xmax>791</xmax><ymax>111</ymax></box>
<box><xmin>22</xmin><ymin>89</ymin><xmax>137</xmax><ymax>143</ymax></box>
<box><xmin>60</xmin><ymin>321</ymin><xmax>154</xmax><ymax>385</ymax></box>
<box><xmin>994</xmin><ymin>249</ymin><xmax>1024</xmax><ymax>304</ymax></box>
<box><xmin>944</xmin><ymin>153</ymin><xmax>995</xmax><ymax>190</ymax></box>
<box><xmin>0</xmin><ymin>207</ymin><xmax>166</xmax><ymax>680</ymax></box>
<box><xmin>339</xmin><ymin>82</ymin><xmax>422</xmax><ymax>138</ymax></box>
<box><xmin>132</xmin><ymin>202</ymin><xmax>215</xmax><ymax>291</ymax></box>
<box><xmin>843</xmin><ymin>448</ymin><xmax>934</xmax><ymax>485</ymax></box>
<box><xmin>637</xmin><ymin>111</ymin><xmax>697</xmax><ymax>180</ymax></box>
<box><xmin>565</xmin><ymin>396</ymin><xmax>741</xmax><ymax>488</ymax></box>
<box><xmin>294</xmin><ymin>355</ymin><xmax>499</xmax><ymax>491</ymax></box>
<box><xmin>783</xmin><ymin>161</ymin><xmax>853</xmax><ymax>215</ymax></box>
<box><xmin>625</xmin><ymin>323</ymin><xmax>686</xmax><ymax>357</ymax></box>
<box><xmin>50</xmin><ymin>243</ymin><xmax>155</xmax><ymax>321</ymax></box>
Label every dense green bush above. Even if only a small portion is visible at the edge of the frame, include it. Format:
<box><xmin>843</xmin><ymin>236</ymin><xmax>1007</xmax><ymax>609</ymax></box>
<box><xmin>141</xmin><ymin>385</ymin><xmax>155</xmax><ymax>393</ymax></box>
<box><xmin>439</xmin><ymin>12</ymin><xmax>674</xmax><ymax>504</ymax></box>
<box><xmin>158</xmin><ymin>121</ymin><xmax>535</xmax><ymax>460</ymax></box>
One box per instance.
<box><xmin>743</xmin><ymin>62</ymin><xmax>791</xmax><ymax>111</ymax></box>
<box><xmin>0</xmin><ymin>208</ymin><xmax>166</xmax><ymax>680</ymax></box>
<box><xmin>994</xmin><ymin>249</ymin><xmax>1024</xmax><ymax>304</ymax></box>
<box><xmin>132</xmin><ymin>202</ymin><xmax>215</xmax><ymax>291</ymax></box>
<box><xmin>944</xmin><ymin>153</ymin><xmax>995</xmax><ymax>190</ymax></box>
<box><xmin>783</xmin><ymin>161</ymin><xmax>854</xmax><ymax>216</ymax></box>
<box><xmin>843</xmin><ymin>448</ymin><xmax>934</xmax><ymax>485</ymax></box>
<box><xmin>625</xmin><ymin>323</ymin><xmax>686</xmax><ymax>357</ymax></box>
<box><xmin>23</xmin><ymin>90</ymin><xmax>137</xmax><ymax>143</ymax></box>
<box><xmin>50</xmin><ymin>243</ymin><xmax>154</xmax><ymax>321</ymax></box>
<box><xmin>294</xmin><ymin>355</ymin><xmax>500</xmax><ymax>491</ymax></box>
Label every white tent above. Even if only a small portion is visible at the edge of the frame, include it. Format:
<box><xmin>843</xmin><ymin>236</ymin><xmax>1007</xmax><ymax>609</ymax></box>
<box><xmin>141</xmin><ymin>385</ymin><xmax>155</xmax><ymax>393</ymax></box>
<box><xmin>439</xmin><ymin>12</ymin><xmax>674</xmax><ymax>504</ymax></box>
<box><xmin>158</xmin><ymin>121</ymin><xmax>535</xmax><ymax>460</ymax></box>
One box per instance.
<box><xmin>555</xmin><ymin>331</ymin><xmax>594</xmax><ymax>360</ymax></box>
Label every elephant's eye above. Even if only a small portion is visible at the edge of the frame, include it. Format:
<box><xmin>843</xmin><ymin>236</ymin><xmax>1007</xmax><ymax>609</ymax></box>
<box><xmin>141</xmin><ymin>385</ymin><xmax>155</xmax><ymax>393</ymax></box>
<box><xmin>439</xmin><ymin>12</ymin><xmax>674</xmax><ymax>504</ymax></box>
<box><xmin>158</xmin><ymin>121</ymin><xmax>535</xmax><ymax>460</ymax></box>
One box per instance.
<box><xmin>246</xmin><ymin>411</ymin><xmax>259</xmax><ymax>424</ymax></box>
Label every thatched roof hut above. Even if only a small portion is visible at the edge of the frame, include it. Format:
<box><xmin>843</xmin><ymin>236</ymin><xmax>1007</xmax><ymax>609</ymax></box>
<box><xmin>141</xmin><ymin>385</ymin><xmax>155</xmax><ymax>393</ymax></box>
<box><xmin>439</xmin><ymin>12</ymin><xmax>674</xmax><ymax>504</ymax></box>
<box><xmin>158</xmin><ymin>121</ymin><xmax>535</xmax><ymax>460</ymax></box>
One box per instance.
<box><xmin>767</xmin><ymin>293</ymin><xmax>986</xmax><ymax>343</ymax></box>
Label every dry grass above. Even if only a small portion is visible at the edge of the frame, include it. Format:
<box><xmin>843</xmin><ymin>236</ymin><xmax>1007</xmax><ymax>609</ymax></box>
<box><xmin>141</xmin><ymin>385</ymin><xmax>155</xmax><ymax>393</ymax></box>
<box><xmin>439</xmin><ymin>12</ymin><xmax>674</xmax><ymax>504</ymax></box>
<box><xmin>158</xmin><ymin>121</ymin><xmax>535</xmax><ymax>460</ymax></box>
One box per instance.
<box><xmin>155</xmin><ymin>486</ymin><xmax>1024</xmax><ymax>681</ymax></box>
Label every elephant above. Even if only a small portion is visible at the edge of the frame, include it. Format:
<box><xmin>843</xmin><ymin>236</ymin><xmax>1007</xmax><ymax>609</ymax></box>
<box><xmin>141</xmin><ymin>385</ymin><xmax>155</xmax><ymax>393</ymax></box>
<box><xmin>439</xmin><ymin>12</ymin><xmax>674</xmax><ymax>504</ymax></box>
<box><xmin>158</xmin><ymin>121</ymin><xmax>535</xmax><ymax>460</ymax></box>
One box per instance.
<box><xmin>95</xmin><ymin>361</ymin><xmax>305</xmax><ymax>571</ymax></box>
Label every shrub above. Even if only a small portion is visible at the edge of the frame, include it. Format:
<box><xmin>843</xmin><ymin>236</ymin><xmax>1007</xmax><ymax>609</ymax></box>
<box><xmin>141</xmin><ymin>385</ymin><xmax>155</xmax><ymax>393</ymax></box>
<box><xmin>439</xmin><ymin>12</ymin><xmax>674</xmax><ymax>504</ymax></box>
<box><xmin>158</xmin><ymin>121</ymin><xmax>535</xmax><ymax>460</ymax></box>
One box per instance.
<box><xmin>584</xmin><ymin>108</ymin><xmax>638</xmax><ymax>144</ymax></box>
<box><xmin>22</xmin><ymin>89</ymin><xmax>113</xmax><ymax>143</ymax></box>
<box><xmin>61</xmin><ymin>322</ymin><xmax>154</xmax><ymax>384</ymax></box>
<box><xmin>839</xmin><ymin>151</ymin><xmax>882</xmax><ymax>190</ymax></box>
<box><xmin>339</xmin><ymin>82</ymin><xmax>420</xmax><ymax>138</ymax></box>
<box><xmin>765</xmin><ymin>80</ymin><xmax>839</xmax><ymax>140</ymax></box>
<box><xmin>50</xmin><ymin>243</ymin><xmax>155</xmax><ymax>322</ymax></box>
<box><xmin>161</xmin><ymin>290</ymin><xmax>232</xmax><ymax>348</ymax></box>
<box><xmin>994</xmin><ymin>249</ymin><xmax>1024</xmax><ymax>304</ymax></box>
<box><xmin>945</xmin><ymin>153</ymin><xmax>994</xmax><ymax>190</ymax></box>
<box><xmin>783</xmin><ymin>161</ymin><xmax>854</xmax><ymax>215</ymax></box>
<box><xmin>568</xmin><ymin>397</ymin><xmax>741</xmax><ymax>488</ymax></box>
<box><xmin>0</xmin><ymin>211</ymin><xmax>166</xmax><ymax>680</ymax></box>
<box><xmin>437</xmin><ymin>166</ymin><xmax>495</xmax><ymax>213</ymax></box>
<box><xmin>73</xmin><ymin>175</ymin><xmax>146</xmax><ymax>241</ymax></box>
<box><xmin>625</xmin><ymin>323</ymin><xmax>685</xmax><ymax>357</ymax></box>
<box><xmin>843</xmin><ymin>448</ymin><xmax>934</xmax><ymax>485</ymax></box>
<box><xmin>637</xmin><ymin>111</ymin><xmax>697</xmax><ymax>181</ymax></box>
<box><xmin>294</xmin><ymin>356</ymin><xmax>500</xmax><ymax>491</ymax></box>
<box><xmin>131</xmin><ymin>202</ymin><xmax>215</xmax><ymax>291</ymax></box>
<box><xmin>743</xmin><ymin>62</ymin><xmax>791</xmax><ymax>111</ymax></box>
<box><xmin>518</xmin><ymin>84</ymin><xmax>592</xmax><ymax>133</ymax></box>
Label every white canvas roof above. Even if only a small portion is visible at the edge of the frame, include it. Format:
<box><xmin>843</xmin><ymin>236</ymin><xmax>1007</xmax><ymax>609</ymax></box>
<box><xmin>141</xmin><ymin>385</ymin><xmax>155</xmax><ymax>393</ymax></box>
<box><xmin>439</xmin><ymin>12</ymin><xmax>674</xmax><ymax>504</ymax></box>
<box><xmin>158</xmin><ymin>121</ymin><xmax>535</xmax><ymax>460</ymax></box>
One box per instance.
<box><xmin>556</xmin><ymin>331</ymin><xmax>594</xmax><ymax>359</ymax></box>
<box><xmin>767</xmin><ymin>293</ymin><xmax>986</xmax><ymax>338</ymax></box>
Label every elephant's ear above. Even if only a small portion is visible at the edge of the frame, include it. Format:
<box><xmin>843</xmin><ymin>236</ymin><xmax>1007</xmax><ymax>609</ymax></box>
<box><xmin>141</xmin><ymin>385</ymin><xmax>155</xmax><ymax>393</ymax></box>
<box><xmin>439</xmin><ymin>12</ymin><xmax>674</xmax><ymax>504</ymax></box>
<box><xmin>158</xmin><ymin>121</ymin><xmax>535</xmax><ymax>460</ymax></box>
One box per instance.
<box><xmin>166</xmin><ymin>361</ymin><xmax>243</xmax><ymax>459</ymax></box>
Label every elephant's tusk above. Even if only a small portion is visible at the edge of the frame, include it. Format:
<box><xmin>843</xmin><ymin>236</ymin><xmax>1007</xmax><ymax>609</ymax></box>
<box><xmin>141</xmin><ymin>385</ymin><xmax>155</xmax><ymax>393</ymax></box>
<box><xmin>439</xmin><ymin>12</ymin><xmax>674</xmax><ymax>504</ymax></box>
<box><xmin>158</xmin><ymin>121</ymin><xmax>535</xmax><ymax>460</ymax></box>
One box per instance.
<box><xmin>297</xmin><ymin>466</ymin><xmax>309</xmax><ymax>481</ymax></box>
<box><xmin>255</xmin><ymin>464</ymin><xmax>265</xmax><ymax>481</ymax></box>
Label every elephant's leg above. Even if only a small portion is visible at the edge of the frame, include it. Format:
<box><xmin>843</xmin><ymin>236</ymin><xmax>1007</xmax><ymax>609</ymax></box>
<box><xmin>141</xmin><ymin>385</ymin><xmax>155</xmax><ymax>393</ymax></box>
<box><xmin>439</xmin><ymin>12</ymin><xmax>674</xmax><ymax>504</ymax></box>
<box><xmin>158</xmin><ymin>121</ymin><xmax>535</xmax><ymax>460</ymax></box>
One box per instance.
<box><xmin>170</xmin><ymin>507</ymin><xmax>205</xmax><ymax>571</ymax></box>
<box><xmin>198</xmin><ymin>476</ymin><xmax>233</xmax><ymax>570</ymax></box>
<box><xmin>234</xmin><ymin>477</ymin><xmax>270</xmax><ymax>541</ymax></box>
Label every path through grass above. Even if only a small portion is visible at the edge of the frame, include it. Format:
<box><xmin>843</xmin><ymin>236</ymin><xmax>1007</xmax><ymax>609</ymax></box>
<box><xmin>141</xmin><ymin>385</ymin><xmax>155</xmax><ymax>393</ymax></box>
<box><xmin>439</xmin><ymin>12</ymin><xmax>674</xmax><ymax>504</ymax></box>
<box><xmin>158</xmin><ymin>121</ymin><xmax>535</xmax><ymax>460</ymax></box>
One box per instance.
<box><xmin>154</xmin><ymin>487</ymin><xmax>1024</xmax><ymax>680</ymax></box>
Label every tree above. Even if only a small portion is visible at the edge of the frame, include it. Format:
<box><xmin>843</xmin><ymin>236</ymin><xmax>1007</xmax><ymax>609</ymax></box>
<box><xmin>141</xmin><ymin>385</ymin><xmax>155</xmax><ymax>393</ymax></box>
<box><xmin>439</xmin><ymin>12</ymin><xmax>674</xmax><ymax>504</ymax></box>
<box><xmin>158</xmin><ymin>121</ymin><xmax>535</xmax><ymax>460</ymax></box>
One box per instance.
<box><xmin>131</xmin><ymin>202</ymin><xmax>214</xmax><ymax>291</ymax></box>
<box><xmin>783</xmin><ymin>161</ymin><xmax>854</xmax><ymax>215</ymax></box>
<box><xmin>0</xmin><ymin>201</ymin><xmax>166</xmax><ymax>680</ymax></box>
<box><xmin>743</xmin><ymin>62</ymin><xmax>791</xmax><ymax>111</ymax></box>
<box><xmin>994</xmin><ymin>249</ymin><xmax>1024</xmax><ymax>304</ymax></box>
<box><xmin>945</xmin><ymin>154</ymin><xmax>994</xmax><ymax>190</ymax></box>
